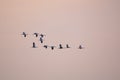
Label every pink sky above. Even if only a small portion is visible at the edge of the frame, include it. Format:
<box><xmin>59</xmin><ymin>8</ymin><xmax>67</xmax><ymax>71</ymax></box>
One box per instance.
<box><xmin>0</xmin><ymin>0</ymin><xmax>120</xmax><ymax>80</ymax></box>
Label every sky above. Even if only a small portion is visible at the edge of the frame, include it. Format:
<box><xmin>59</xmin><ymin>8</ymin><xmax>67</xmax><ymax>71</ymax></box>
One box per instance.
<box><xmin>0</xmin><ymin>0</ymin><xmax>120</xmax><ymax>80</ymax></box>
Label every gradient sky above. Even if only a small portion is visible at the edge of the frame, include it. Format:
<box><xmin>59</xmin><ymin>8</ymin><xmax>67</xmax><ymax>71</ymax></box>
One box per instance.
<box><xmin>0</xmin><ymin>0</ymin><xmax>120</xmax><ymax>80</ymax></box>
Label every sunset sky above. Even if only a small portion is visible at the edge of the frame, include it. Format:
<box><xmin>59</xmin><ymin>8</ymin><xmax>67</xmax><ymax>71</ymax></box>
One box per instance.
<box><xmin>0</xmin><ymin>0</ymin><xmax>120</xmax><ymax>80</ymax></box>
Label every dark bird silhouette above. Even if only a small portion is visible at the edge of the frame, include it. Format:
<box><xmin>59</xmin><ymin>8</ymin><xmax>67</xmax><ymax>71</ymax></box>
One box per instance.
<box><xmin>78</xmin><ymin>45</ymin><xmax>83</xmax><ymax>49</ymax></box>
<box><xmin>39</xmin><ymin>37</ymin><xmax>43</xmax><ymax>43</ymax></box>
<box><xmin>32</xmin><ymin>42</ymin><xmax>36</xmax><ymax>48</ymax></box>
<box><xmin>43</xmin><ymin>45</ymin><xmax>48</xmax><ymax>49</ymax></box>
<box><xmin>22</xmin><ymin>32</ymin><xmax>27</xmax><ymax>37</ymax></box>
<box><xmin>59</xmin><ymin>44</ymin><xmax>63</xmax><ymax>49</ymax></box>
<box><xmin>40</xmin><ymin>34</ymin><xmax>45</xmax><ymax>38</ymax></box>
<box><xmin>33</xmin><ymin>33</ymin><xmax>39</xmax><ymax>37</ymax></box>
<box><xmin>66</xmin><ymin>44</ymin><xmax>70</xmax><ymax>48</ymax></box>
<box><xmin>50</xmin><ymin>46</ymin><xmax>55</xmax><ymax>50</ymax></box>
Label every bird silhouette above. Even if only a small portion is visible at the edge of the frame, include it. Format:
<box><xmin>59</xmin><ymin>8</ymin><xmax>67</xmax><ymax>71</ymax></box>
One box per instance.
<box><xmin>40</xmin><ymin>34</ymin><xmax>45</xmax><ymax>38</ymax></box>
<box><xmin>66</xmin><ymin>44</ymin><xmax>70</xmax><ymax>48</ymax></box>
<box><xmin>50</xmin><ymin>46</ymin><xmax>56</xmax><ymax>50</ymax></box>
<box><xmin>32</xmin><ymin>42</ymin><xmax>36</xmax><ymax>48</ymax></box>
<box><xmin>39</xmin><ymin>37</ymin><xmax>43</xmax><ymax>43</ymax></box>
<box><xmin>43</xmin><ymin>45</ymin><xmax>48</xmax><ymax>49</ymax></box>
<box><xmin>78</xmin><ymin>45</ymin><xmax>83</xmax><ymax>49</ymax></box>
<box><xmin>59</xmin><ymin>44</ymin><xmax>63</xmax><ymax>49</ymax></box>
<box><xmin>33</xmin><ymin>33</ymin><xmax>39</xmax><ymax>37</ymax></box>
<box><xmin>22</xmin><ymin>32</ymin><xmax>27</xmax><ymax>37</ymax></box>
<box><xmin>21</xmin><ymin>32</ymin><xmax>85</xmax><ymax>50</ymax></box>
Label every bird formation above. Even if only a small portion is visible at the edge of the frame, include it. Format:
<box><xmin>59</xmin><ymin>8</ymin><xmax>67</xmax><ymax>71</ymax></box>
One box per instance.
<box><xmin>21</xmin><ymin>32</ymin><xmax>84</xmax><ymax>50</ymax></box>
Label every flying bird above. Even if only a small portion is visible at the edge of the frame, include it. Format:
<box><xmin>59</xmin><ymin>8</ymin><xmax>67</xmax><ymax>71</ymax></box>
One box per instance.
<box><xmin>39</xmin><ymin>37</ymin><xmax>43</xmax><ymax>43</ymax></box>
<box><xmin>40</xmin><ymin>34</ymin><xmax>45</xmax><ymax>38</ymax></box>
<box><xmin>78</xmin><ymin>45</ymin><xmax>83</xmax><ymax>49</ymax></box>
<box><xmin>66</xmin><ymin>44</ymin><xmax>70</xmax><ymax>48</ymax></box>
<box><xmin>33</xmin><ymin>33</ymin><xmax>39</xmax><ymax>37</ymax></box>
<box><xmin>59</xmin><ymin>44</ymin><xmax>63</xmax><ymax>49</ymax></box>
<box><xmin>50</xmin><ymin>46</ymin><xmax>56</xmax><ymax>50</ymax></box>
<box><xmin>21</xmin><ymin>32</ymin><xmax>27</xmax><ymax>37</ymax></box>
<box><xmin>43</xmin><ymin>45</ymin><xmax>48</xmax><ymax>49</ymax></box>
<box><xmin>32</xmin><ymin>42</ymin><xmax>36</xmax><ymax>48</ymax></box>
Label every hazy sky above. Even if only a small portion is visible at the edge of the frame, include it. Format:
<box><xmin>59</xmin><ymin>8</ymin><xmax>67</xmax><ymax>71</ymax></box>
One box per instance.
<box><xmin>0</xmin><ymin>0</ymin><xmax>120</xmax><ymax>80</ymax></box>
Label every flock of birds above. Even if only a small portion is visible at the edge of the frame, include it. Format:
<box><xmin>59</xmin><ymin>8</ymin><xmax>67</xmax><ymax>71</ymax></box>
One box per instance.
<box><xmin>21</xmin><ymin>32</ymin><xmax>84</xmax><ymax>50</ymax></box>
